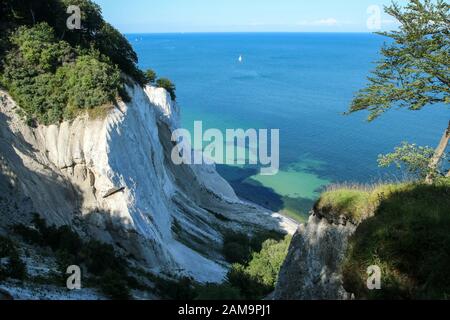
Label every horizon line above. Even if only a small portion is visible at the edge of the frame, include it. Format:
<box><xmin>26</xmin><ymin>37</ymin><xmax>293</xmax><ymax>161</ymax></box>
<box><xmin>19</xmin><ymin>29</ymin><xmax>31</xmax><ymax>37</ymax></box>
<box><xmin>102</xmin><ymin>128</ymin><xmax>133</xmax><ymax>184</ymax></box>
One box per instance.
<box><xmin>124</xmin><ymin>31</ymin><xmax>378</xmax><ymax>35</ymax></box>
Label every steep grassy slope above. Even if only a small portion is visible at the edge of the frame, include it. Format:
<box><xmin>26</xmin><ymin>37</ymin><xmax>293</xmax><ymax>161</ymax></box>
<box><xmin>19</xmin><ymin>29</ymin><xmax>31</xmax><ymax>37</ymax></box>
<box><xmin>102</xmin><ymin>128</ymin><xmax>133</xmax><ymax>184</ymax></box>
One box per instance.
<box><xmin>317</xmin><ymin>179</ymin><xmax>450</xmax><ymax>299</ymax></box>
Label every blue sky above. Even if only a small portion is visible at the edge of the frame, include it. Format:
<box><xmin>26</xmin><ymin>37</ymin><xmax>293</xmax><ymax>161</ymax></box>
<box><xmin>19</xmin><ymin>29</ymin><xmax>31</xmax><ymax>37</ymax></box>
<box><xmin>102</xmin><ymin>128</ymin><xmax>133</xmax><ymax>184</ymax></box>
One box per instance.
<box><xmin>94</xmin><ymin>0</ymin><xmax>404</xmax><ymax>33</ymax></box>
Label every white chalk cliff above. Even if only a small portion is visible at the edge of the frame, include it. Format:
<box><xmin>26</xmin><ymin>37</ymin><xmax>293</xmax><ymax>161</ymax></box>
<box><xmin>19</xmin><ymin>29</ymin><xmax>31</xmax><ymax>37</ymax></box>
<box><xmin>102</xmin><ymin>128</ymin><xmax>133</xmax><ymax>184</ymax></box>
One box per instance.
<box><xmin>0</xmin><ymin>84</ymin><xmax>296</xmax><ymax>283</ymax></box>
<box><xmin>274</xmin><ymin>210</ymin><xmax>355</xmax><ymax>300</ymax></box>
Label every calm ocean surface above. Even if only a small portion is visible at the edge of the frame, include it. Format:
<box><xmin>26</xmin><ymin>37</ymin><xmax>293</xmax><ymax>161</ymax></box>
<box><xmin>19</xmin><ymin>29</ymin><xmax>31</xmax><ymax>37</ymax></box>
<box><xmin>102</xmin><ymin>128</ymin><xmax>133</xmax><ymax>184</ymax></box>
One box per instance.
<box><xmin>128</xmin><ymin>33</ymin><xmax>449</xmax><ymax>221</ymax></box>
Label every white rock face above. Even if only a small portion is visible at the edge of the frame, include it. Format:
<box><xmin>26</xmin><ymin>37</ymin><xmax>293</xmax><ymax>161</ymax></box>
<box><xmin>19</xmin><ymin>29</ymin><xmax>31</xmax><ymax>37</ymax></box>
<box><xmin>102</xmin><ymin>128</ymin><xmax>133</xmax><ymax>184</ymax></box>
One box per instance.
<box><xmin>274</xmin><ymin>213</ymin><xmax>355</xmax><ymax>300</ymax></box>
<box><xmin>0</xmin><ymin>85</ymin><xmax>297</xmax><ymax>283</ymax></box>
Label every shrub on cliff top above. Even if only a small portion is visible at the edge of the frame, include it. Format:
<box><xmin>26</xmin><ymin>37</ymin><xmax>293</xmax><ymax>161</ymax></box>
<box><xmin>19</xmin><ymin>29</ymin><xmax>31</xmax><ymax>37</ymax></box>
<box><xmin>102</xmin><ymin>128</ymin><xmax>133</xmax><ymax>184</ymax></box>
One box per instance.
<box><xmin>0</xmin><ymin>0</ymin><xmax>152</xmax><ymax>125</ymax></box>
<box><xmin>1</xmin><ymin>23</ymin><xmax>124</xmax><ymax>124</ymax></box>
<box><xmin>144</xmin><ymin>69</ymin><xmax>157</xmax><ymax>84</ymax></box>
<box><xmin>156</xmin><ymin>78</ymin><xmax>176</xmax><ymax>101</ymax></box>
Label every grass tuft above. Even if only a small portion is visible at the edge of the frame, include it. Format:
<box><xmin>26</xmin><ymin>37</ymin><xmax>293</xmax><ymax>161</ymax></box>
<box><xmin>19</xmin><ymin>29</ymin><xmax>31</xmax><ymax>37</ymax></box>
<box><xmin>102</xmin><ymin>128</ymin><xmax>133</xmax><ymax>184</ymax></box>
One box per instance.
<box><xmin>332</xmin><ymin>178</ymin><xmax>450</xmax><ymax>299</ymax></box>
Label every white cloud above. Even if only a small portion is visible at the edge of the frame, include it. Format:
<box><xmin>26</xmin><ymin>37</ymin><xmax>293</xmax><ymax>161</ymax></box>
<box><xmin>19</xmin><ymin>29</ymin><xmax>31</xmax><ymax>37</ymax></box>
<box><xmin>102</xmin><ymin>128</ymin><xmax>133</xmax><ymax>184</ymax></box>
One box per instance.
<box><xmin>296</xmin><ymin>18</ymin><xmax>341</xmax><ymax>27</ymax></box>
<box><xmin>314</xmin><ymin>18</ymin><xmax>339</xmax><ymax>26</ymax></box>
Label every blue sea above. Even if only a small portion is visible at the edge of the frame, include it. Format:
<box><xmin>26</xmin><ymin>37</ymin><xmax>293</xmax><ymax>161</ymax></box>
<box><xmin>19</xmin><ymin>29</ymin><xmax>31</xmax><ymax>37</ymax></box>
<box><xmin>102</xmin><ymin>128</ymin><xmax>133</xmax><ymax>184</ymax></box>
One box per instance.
<box><xmin>128</xmin><ymin>33</ymin><xmax>449</xmax><ymax>221</ymax></box>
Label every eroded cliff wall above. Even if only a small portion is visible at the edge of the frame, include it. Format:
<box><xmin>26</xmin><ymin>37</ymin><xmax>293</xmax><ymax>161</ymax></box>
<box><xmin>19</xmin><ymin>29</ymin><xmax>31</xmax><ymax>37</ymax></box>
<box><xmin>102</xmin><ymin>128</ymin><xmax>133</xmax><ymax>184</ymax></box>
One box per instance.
<box><xmin>274</xmin><ymin>212</ymin><xmax>355</xmax><ymax>300</ymax></box>
<box><xmin>0</xmin><ymin>84</ymin><xmax>296</xmax><ymax>283</ymax></box>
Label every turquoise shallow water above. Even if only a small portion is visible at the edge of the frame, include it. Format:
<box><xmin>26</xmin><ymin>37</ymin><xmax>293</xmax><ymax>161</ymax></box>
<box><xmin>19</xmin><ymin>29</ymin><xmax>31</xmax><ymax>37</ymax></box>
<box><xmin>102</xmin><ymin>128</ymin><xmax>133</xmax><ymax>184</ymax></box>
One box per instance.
<box><xmin>129</xmin><ymin>33</ymin><xmax>449</xmax><ymax>221</ymax></box>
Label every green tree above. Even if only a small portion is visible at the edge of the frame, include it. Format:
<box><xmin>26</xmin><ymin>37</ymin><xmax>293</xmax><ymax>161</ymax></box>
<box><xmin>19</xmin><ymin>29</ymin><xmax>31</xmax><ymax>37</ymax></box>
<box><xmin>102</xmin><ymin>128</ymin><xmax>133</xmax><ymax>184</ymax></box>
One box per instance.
<box><xmin>0</xmin><ymin>0</ymin><xmax>145</xmax><ymax>85</ymax></box>
<box><xmin>156</xmin><ymin>78</ymin><xmax>176</xmax><ymax>101</ymax></box>
<box><xmin>245</xmin><ymin>237</ymin><xmax>291</xmax><ymax>288</ymax></box>
<box><xmin>144</xmin><ymin>69</ymin><xmax>157</xmax><ymax>84</ymax></box>
<box><xmin>222</xmin><ymin>231</ymin><xmax>251</xmax><ymax>264</ymax></box>
<box><xmin>224</xmin><ymin>235</ymin><xmax>291</xmax><ymax>299</ymax></box>
<box><xmin>349</xmin><ymin>0</ymin><xmax>449</xmax><ymax>179</ymax></box>
<box><xmin>378</xmin><ymin>142</ymin><xmax>436</xmax><ymax>179</ymax></box>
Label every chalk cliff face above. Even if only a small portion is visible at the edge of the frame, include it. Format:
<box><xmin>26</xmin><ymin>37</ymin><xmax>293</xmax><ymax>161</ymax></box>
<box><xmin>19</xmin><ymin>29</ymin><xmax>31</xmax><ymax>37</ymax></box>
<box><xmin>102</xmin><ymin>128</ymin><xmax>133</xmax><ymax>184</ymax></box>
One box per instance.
<box><xmin>0</xmin><ymin>84</ymin><xmax>296</xmax><ymax>283</ymax></box>
<box><xmin>274</xmin><ymin>211</ymin><xmax>356</xmax><ymax>300</ymax></box>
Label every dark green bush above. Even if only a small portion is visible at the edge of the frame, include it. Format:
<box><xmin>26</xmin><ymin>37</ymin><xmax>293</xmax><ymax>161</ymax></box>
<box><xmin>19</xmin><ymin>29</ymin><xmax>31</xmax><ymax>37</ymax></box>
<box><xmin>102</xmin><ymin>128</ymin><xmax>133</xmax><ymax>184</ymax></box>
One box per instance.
<box><xmin>225</xmin><ymin>236</ymin><xmax>291</xmax><ymax>299</ymax></box>
<box><xmin>7</xmin><ymin>250</ymin><xmax>27</xmax><ymax>280</ymax></box>
<box><xmin>80</xmin><ymin>240</ymin><xmax>127</xmax><ymax>276</ymax></box>
<box><xmin>154</xmin><ymin>276</ymin><xmax>197</xmax><ymax>300</ymax></box>
<box><xmin>0</xmin><ymin>236</ymin><xmax>27</xmax><ymax>280</ymax></box>
<box><xmin>99</xmin><ymin>269</ymin><xmax>131</xmax><ymax>300</ymax></box>
<box><xmin>144</xmin><ymin>69</ymin><xmax>157</xmax><ymax>84</ymax></box>
<box><xmin>156</xmin><ymin>78</ymin><xmax>176</xmax><ymax>101</ymax></box>
<box><xmin>195</xmin><ymin>283</ymin><xmax>241</xmax><ymax>300</ymax></box>
<box><xmin>1</xmin><ymin>0</ymin><xmax>143</xmax><ymax>84</ymax></box>
<box><xmin>0</xmin><ymin>0</ymin><xmax>151</xmax><ymax>124</ymax></box>
<box><xmin>222</xmin><ymin>231</ymin><xmax>251</xmax><ymax>264</ymax></box>
<box><xmin>217</xmin><ymin>231</ymin><xmax>291</xmax><ymax>300</ymax></box>
<box><xmin>12</xmin><ymin>224</ymin><xmax>42</xmax><ymax>245</ymax></box>
<box><xmin>227</xmin><ymin>263</ymin><xmax>270</xmax><ymax>300</ymax></box>
<box><xmin>222</xmin><ymin>230</ymin><xmax>286</xmax><ymax>264</ymax></box>
<box><xmin>0</xmin><ymin>23</ymin><xmax>125</xmax><ymax>124</ymax></box>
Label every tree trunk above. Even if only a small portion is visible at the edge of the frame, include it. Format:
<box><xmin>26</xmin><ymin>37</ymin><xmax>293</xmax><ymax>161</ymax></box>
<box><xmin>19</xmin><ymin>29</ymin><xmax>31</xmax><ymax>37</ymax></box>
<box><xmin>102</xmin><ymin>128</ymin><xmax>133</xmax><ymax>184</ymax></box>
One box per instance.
<box><xmin>426</xmin><ymin>121</ymin><xmax>450</xmax><ymax>183</ymax></box>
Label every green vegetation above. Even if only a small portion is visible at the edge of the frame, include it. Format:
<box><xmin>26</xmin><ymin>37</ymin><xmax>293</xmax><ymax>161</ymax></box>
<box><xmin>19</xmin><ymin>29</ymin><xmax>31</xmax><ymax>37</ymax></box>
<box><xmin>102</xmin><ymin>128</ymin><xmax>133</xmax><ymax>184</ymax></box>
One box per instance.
<box><xmin>341</xmin><ymin>1</ymin><xmax>450</xmax><ymax>299</ymax></box>
<box><xmin>222</xmin><ymin>230</ymin><xmax>285</xmax><ymax>265</ymax></box>
<box><xmin>12</xmin><ymin>214</ymin><xmax>132</xmax><ymax>299</ymax></box>
<box><xmin>378</xmin><ymin>142</ymin><xmax>438</xmax><ymax>180</ymax></box>
<box><xmin>0</xmin><ymin>0</ymin><xmax>178</xmax><ymax>125</ymax></box>
<box><xmin>195</xmin><ymin>283</ymin><xmax>241</xmax><ymax>300</ymax></box>
<box><xmin>146</xmin><ymin>230</ymin><xmax>291</xmax><ymax>300</ymax></box>
<box><xmin>349</xmin><ymin>0</ymin><xmax>449</xmax><ymax>120</ymax></box>
<box><xmin>0</xmin><ymin>235</ymin><xmax>27</xmax><ymax>281</ymax></box>
<box><xmin>99</xmin><ymin>269</ymin><xmax>131</xmax><ymax>300</ymax></box>
<box><xmin>315</xmin><ymin>181</ymin><xmax>444</xmax><ymax>223</ymax></box>
<box><xmin>348</xmin><ymin>0</ymin><xmax>449</xmax><ymax>179</ymax></box>
<box><xmin>226</xmin><ymin>236</ymin><xmax>291</xmax><ymax>299</ymax></box>
<box><xmin>142</xmin><ymin>70</ymin><xmax>177</xmax><ymax>100</ymax></box>
<box><xmin>321</xmin><ymin>179</ymin><xmax>450</xmax><ymax>299</ymax></box>
<box><xmin>218</xmin><ymin>231</ymin><xmax>291</xmax><ymax>299</ymax></box>
<box><xmin>316</xmin><ymin>187</ymin><xmax>373</xmax><ymax>223</ymax></box>
<box><xmin>1</xmin><ymin>22</ymin><xmax>124</xmax><ymax>125</ymax></box>
<box><xmin>144</xmin><ymin>69</ymin><xmax>157</xmax><ymax>84</ymax></box>
<box><xmin>153</xmin><ymin>276</ymin><xmax>198</xmax><ymax>300</ymax></box>
<box><xmin>156</xmin><ymin>78</ymin><xmax>176</xmax><ymax>101</ymax></box>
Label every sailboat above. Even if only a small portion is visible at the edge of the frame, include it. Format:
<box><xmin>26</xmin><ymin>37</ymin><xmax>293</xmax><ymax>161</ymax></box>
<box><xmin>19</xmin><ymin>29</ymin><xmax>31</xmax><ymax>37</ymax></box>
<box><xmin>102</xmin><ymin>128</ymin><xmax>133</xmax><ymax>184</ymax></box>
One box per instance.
<box><xmin>238</xmin><ymin>55</ymin><xmax>243</xmax><ymax>63</ymax></box>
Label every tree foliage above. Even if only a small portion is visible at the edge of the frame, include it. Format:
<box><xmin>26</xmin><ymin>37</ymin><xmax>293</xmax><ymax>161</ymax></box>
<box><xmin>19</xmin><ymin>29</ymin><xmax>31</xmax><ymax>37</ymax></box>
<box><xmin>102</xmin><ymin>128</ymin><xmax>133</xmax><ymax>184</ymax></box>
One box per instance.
<box><xmin>157</xmin><ymin>78</ymin><xmax>177</xmax><ymax>101</ymax></box>
<box><xmin>349</xmin><ymin>0</ymin><xmax>449</xmax><ymax>120</ymax></box>
<box><xmin>225</xmin><ymin>235</ymin><xmax>291</xmax><ymax>299</ymax></box>
<box><xmin>144</xmin><ymin>69</ymin><xmax>157</xmax><ymax>84</ymax></box>
<box><xmin>378</xmin><ymin>142</ymin><xmax>438</xmax><ymax>179</ymax></box>
<box><xmin>0</xmin><ymin>0</ymin><xmax>150</xmax><ymax>125</ymax></box>
<box><xmin>1</xmin><ymin>23</ymin><xmax>123</xmax><ymax>124</ymax></box>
